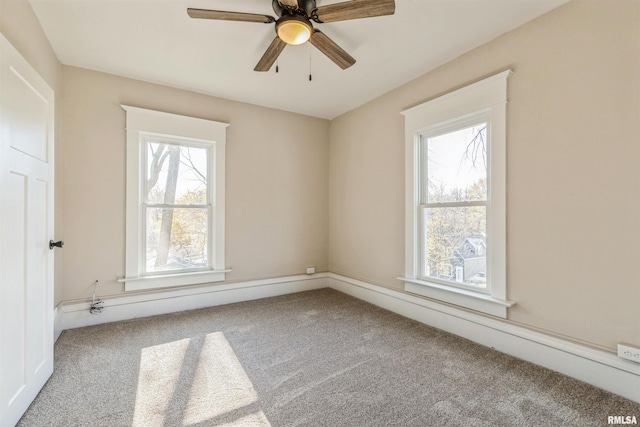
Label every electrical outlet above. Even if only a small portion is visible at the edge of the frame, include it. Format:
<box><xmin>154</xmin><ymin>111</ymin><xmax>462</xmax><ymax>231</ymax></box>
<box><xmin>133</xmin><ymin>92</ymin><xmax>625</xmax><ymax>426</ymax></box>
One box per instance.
<box><xmin>306</xmin><ymin>267</ymin><xmax>315</xmax><ymax>275</ymax></box>
<box><xmin>90</xmin><ymin>299</ymin><xmax>104</xmax><ymax>315</ymax></box>
<box><xmin>617</xmin><ymin>344</ymin><xmax>640</xmax><ymax>363</ymax></box>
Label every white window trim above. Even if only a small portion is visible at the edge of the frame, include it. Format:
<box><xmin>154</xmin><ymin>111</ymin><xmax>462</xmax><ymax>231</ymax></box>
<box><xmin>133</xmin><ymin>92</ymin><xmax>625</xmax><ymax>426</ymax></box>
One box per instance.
<box><xmin>119</xmin><ymin>105</ymin><xmax>230</xmax><ymax>291</ymax></box>
<box><xmin>399</xmin><ymin>70</ymin><xmax>514</xmax><ymax>318</ymax></box>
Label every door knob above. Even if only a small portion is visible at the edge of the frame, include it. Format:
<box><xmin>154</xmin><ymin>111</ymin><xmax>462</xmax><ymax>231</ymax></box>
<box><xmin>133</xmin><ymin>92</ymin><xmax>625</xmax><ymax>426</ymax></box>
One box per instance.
<box><xmin>49</xmin><ymin>240</ymin><xmax>64</xmax><ymax>250</ymax></box>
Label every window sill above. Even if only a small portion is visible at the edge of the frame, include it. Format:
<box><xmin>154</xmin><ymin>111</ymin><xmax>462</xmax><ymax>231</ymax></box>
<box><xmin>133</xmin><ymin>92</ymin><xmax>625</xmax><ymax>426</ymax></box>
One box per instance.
<box><xmin>119</xmin><ymin>269</ymin><xmax>231</xmax><ymax>292</ymax></box>
<box><xmin>397</xmin><ymin>277</ymin><xmax>515</xmax><ymax>318</ymax></box>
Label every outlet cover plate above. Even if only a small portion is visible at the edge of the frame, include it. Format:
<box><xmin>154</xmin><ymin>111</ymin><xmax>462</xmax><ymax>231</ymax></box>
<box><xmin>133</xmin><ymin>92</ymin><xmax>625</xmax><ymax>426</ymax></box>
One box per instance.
<box><xmin>618</xmin><ymin>344</ymin><xmax>640</xmax><ymax>363</ymax></box>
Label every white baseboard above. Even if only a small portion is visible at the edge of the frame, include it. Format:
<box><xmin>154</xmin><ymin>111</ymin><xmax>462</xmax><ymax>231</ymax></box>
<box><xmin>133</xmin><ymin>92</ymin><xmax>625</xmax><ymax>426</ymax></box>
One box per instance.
<box><xmin>327</xmin><ymin>273</ymin><xmax>640</xmax><ymax>403</ymax></box>
<box><xmin>55</xmin><ymin>274</ymin><xmax>329</xmax><ymax>337</ymax></box>
<box><xmin>54</xmin><ymin>307</ymin><xmax>62</xmax><ymax>343</ymax></box>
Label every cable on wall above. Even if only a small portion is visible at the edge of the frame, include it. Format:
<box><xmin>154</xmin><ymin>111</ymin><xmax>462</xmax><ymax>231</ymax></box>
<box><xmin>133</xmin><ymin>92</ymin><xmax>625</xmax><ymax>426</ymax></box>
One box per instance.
<box><xmin>89</xmin><ymin>280</ymin><xmax>104</xmax><ymax>315</ymax></box>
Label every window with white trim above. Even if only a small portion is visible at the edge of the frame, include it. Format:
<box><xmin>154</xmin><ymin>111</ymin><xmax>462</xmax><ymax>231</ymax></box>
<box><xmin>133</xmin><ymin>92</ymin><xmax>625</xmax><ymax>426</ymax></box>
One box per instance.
<box><xmin>400</xmin><ymin>71</ymin><xmax>514</xmax><ymax>318</ymax></box>
<box><xmin>120</xmin><ymin>106</ymin><xmax>229</xmax><ymax>291</ymax></box>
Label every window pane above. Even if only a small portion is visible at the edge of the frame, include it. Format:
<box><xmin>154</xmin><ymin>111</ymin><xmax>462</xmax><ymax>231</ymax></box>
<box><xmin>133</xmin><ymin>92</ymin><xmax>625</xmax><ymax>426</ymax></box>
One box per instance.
<box><xmin>422</xmin><ymin>206</ymin><xmax>487</xmax><ymax>289</ymax></box>
<box><xmin>426</xmin><ymin>124</ymin><xmax>487</xmax><ymax>203</ymax></box>
<box><xmin>146</xmin><ymin>142</ymin><xmax>208</xmax><ymax>205</ymax></box>
<box><xmin>145</xmin><ymin>207</ymin><xmax>209</xmax><ymax>273</ymax></box>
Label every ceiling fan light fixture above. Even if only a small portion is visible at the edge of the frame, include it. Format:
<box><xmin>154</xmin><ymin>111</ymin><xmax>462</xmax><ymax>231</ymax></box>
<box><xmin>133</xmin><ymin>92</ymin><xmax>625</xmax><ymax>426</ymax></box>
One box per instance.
<box><xmin>276</xmin><ymin>15</ymin><xmax>313</xmax><ymax>45</ymax></box>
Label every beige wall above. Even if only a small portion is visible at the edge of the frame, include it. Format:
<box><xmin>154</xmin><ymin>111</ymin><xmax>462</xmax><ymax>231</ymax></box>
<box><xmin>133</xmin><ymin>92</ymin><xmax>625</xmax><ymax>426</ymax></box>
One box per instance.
<box><xmin>1</xmin><ymin>0</ymin><xmax>64</xmax><ymax>305</ymax></box>
<box><xmin>0</xmin><ymin>0</ymin><xmax>60</xmax><ymax>88</ymax></box>
<box><xmin>329</xmin><ymin>0</ymin><xmax>640</xmax><ymax>351</ymax></box>
<box><xmin>60</xmin><ymin>66</ymin><xmax>329</xmax><ymax>301</ymax></box>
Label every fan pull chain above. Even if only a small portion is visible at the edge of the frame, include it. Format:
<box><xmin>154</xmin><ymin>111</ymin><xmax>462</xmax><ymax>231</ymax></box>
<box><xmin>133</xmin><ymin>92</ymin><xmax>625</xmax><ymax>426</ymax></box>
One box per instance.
<box><xmin>309</xmin><ymin>45</ymin><xmax>312</xmax><ymax>81</ymax></box>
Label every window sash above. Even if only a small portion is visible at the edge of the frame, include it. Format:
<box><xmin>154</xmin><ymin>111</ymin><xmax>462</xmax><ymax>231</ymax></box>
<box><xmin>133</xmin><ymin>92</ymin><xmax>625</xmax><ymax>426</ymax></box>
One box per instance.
<box><xmin>417</xmin><ymin>114</ymin><xmax>490</xmax><ymax>294</ymax></box>
<box><xmin>142</xmin><ymin>205</ymin><xmax>212</xmax><ymax>275</ymax></box>
<box><xmin>142</xmin><ymin>135</ymin><xmax>212</xmax><ymax>205</ymax></box>
<box><xmin>418</xmin><ymin>204</ymin><xmax>490</xmax><ymax>294</ymax></box>
<box><xmin>142</xmin><ymin>144</ymin><xmax>213</xmax><ymax>275</ymax></box>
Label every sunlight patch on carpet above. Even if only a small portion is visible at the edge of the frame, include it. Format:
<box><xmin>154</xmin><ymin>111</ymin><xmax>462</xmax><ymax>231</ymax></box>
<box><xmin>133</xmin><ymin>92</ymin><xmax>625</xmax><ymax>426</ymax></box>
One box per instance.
<box><xmin>131</xmin><ymin>333</ymin><xmax>270</xmax><ymax>426</ymax></box>
<box><xmin>184</xmin><ymin>332</ymin><xmax>269</xmax><ymax>426</ymax></box>
<box><xmin>132</xmin><ymin>338</ymin><xmax>191</xmax><ymax>426</ymax></box>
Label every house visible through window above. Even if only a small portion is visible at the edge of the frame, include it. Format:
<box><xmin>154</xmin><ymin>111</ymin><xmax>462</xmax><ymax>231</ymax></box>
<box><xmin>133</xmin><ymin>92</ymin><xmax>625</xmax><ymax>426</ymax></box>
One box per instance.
<box><xmin>120</xmin><ymin>106</ymin><xmax>229</xmax><ymax>291</ymax></box>
<box><xmin>420</xmin><ymin>118</ymin><xmax>488</xmax><ymax>290</ymax></box>
<box><xmin>400</xmin><ymin>70</ymin><xmax>514</xmax><ymax>318</ymax></box>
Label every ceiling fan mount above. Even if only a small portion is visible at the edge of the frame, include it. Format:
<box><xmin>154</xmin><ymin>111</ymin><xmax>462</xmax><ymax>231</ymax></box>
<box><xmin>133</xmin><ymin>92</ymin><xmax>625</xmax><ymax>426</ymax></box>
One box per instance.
<box><xmin>187</xmin><ymin>0</ymin><xmax>395</xmax><ymax>72</ymax></box>
<box><xmin>271</xmin><ymin>0</ymin><xmax>318</xmax><ymax>19</ymax></box>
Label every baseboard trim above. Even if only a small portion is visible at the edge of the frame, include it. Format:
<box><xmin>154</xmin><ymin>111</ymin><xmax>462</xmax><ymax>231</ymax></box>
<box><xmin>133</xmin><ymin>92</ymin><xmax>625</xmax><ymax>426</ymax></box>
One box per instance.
<box><xmin>54</xmin><ymin>306</ymin><xmax>62</xmax><ymax>343</ymax></box>
<box><xmin>327</xmin><ymin>273</ymin><xmax>640</xmax><ymax>403</ymax></box>
<box><xmin>55</xmin><ymin>274</ymin><xmax>329</xmax><ymax>337</ymax></box>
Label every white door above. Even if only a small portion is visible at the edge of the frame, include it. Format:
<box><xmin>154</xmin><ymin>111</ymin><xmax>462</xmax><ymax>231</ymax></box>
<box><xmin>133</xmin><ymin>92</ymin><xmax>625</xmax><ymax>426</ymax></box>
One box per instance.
<box><xmin>0</xmin><ymin>33</ymin><xmax>55</xmax><ymax>426</ymax></box>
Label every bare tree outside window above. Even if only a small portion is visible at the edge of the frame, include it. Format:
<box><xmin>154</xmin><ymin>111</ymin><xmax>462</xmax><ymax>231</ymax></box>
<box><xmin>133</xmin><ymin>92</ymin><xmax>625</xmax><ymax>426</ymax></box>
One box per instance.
<box><xmin>145</xmin><ymin>141</ymin><xmax>209</xmax><ymax>273</ymax></box>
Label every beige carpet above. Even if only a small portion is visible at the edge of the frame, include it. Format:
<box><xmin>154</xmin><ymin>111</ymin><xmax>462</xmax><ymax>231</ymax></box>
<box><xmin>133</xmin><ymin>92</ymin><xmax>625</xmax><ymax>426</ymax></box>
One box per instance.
<box><xmin>19</xmin><ymin>288</ymin><xmax>639</xmax><ymax>426</ymax></box>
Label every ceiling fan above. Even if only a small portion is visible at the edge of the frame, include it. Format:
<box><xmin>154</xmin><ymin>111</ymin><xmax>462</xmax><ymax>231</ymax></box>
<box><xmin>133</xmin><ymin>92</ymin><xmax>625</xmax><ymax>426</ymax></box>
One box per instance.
<box><xmin>187</xmin><ymin>0</ymin><xmax>395</xmax><ymax>72</ymax></box>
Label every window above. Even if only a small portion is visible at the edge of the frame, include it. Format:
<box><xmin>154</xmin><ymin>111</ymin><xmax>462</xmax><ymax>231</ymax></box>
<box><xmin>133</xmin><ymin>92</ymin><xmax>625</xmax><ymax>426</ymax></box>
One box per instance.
<box><xmin>120</xmin><ymin>106</ymin><xmax>229</xmax><ymax>291</ymax></box>
<box><xmin>400</xmin><ymin>71</ymin><xmax>514</xmax><ymax>318</ymax></box>
<box><xmin>420</xmin><ymin>116</ymin><xmax>489</xmax><ymax>289</ymax></box>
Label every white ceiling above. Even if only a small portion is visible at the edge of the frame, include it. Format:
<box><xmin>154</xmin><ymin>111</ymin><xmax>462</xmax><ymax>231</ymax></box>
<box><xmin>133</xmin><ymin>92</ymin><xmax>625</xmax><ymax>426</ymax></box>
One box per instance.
<box><xmin>28</xmin><ymin>0</ymin><xmax>568</xmax><ymax>119</ymax></box>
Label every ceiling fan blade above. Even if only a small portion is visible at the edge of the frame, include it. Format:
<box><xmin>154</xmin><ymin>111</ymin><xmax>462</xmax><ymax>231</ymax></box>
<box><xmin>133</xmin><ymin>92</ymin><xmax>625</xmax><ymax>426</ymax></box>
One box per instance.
<box><xmin>309</xmin><ymin>30</ymin><xmax>355</xmax><ymax>70</ymax></box>
<box><xmin>254</xmin><ymin>36</ymin><xmax>287</xmax><ymax>72</ymax></box>
<box><xmin>314</xmin><ymin>0</ymin><xmax>395</xmax><ymax>23</ymax></box>
<box><xmin>187</xmin><ymin>8</ymin><xmax>275</xmax><ymax>24</ymax></box>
